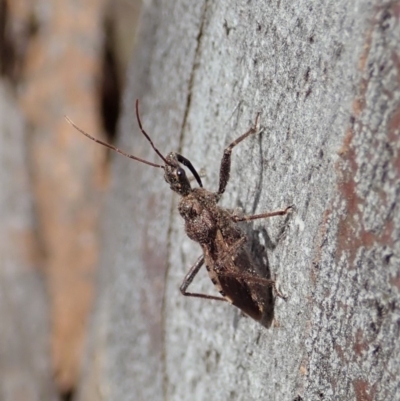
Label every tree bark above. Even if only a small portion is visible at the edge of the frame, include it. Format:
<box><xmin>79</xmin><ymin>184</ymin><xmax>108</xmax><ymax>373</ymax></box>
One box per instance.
<box><xmin>78</xmin><ymin>1</ymin><xmax>400</xmax><ymax>400</ymax></box>
<box><xmin>0</xmin><ymin>82</ymin><xmax>58</xmax><ymax>401</ymax></box>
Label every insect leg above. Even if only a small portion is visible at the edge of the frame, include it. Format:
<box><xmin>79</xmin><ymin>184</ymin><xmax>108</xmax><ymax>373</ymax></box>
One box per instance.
<box><xmin>218</xmin><ymin>236</ymin><xmax>247</xmax><ymax>264</ymax></box>
<box><xmin>232</xmin><ymin>206</ymin><xmax>293</xmax><ymax>222</ymax></box>
<box><xmin>216</xmin><ymin>270</ymin><xmax>287</xmax><ymax>299</ymax></box>
<box><xmin>217</xmin><ymin>114</ymin><xmax>260</xmax><ymax>196</ymax></box>
<box><xmin>215</xmin><ymin>237</ymin><xmax>287</xmax><ymax>299</ymax></box>
<box><xmin>180</xmin><ymin>255</ymin><xmax>227</xmax><ymax>302</ymax></box>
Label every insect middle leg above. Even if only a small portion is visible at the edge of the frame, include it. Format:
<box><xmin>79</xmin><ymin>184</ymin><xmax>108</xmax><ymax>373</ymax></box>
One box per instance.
<box><xmin>231</xmin><ymin>205</ymin><xmax>293</xmax><ymax>222</ymax></box>
<box><xmin>217</xmin><ymin>114</ymin><xmax>260</xmax><ymax>196</ymax></box>
<box><xmin>180</xmin><ymin>255</ymin><xmax>227</xmax><ymax>302</ymax></box>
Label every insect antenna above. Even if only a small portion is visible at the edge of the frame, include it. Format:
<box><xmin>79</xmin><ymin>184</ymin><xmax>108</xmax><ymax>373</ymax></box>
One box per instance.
<box><xmin>135</xmin><ymin>99</ymin><xmax>171</xmax><ymax>166</ymax></box>
<box><xmin>65</xmin><ymin>113</ymin><xmax>164</xmax><ymax>169</ymax></box>
<box><xmin>176</xmin><ymin>154</ymin><xmax>203</xmax><ymax>188</ymax></box>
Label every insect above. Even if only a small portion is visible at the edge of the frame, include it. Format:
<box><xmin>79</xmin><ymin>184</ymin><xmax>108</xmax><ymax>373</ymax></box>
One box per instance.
<box><xmin>66</xmin><ymin>101</ymin><xmax>292</xmax><ymax>327</ymax></box>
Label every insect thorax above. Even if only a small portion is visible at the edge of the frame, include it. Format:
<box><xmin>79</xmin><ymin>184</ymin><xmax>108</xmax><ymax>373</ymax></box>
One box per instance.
<box><xmin>178</xmin><ymin>188</ymin><xmax>221</xmax><ymax>244</ymax></box>
<box><xmin>178</xmin><ymin>188</ymin><xmax>244</xmax><ymax>249</ymax></box>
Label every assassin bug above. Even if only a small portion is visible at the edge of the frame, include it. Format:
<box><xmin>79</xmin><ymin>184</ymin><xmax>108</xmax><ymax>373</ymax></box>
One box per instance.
<box><xmin>66</xmin><ymin>101</ymin><xmax>291</xmax><ymax>327</ymax></box>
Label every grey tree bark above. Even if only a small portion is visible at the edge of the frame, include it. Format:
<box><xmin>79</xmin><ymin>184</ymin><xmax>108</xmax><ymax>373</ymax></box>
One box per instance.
<box><xmin>78</xmin><ymin>1</ymin><xmax>400</xmax><ymax>401</ymax></box>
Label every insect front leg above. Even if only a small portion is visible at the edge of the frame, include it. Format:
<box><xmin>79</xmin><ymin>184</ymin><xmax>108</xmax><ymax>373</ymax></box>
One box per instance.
<box><xmin>217</xmin><ymin>114</ymin><xmax>260</xmax><ymax>196</ymax></box>
<box><xmin>180</xmin><ymin>254</ymin><xmax>227</xmax><ymax>302</ymax></box>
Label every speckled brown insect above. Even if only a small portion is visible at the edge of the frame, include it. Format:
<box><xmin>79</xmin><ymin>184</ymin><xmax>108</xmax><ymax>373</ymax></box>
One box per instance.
<box><xmin>66</xmin><ymin>100</ymin><xmax>291</xmax><ymax>328</ymax></box>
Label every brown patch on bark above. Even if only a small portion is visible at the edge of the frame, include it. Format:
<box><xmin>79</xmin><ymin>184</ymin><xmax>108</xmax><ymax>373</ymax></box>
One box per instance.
<box><xmin>353</xmin><ymin>329</ymin><xmax>369</xmax><ymax>357</ymax></box>
<box><xmin>353</xmin><ymin>379</ymin><xmax>376</xmax><ymax>401</ymax></box>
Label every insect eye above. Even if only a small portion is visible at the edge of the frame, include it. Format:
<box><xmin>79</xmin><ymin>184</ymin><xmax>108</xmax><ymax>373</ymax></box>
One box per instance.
<box><xmin>176</xmin><ymin>168</ymin><xmax>185</xmax><ymax>177</ymax></box>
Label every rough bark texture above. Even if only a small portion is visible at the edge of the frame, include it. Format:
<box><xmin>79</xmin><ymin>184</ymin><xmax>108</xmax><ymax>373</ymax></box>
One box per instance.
<box><xmin>79</xmin><ymin>1</ymin><xmax>400</xmax><ymax>400</ymax></box>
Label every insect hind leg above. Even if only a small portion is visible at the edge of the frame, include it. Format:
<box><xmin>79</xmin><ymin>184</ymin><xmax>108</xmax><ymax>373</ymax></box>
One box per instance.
<box><xmin>215</xmin><ymin>236</ymin><xmax>287</xmax><ymax>299</ymax></box>
<box><xmin>215</xmin><ymin>270</ymin><xmax>287</xmax><ymax>299</ymax></box>
<box><xmin>180</xmin><ymin>254</ymin><xmax>227</xmax><ymax>302</ymax></box>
